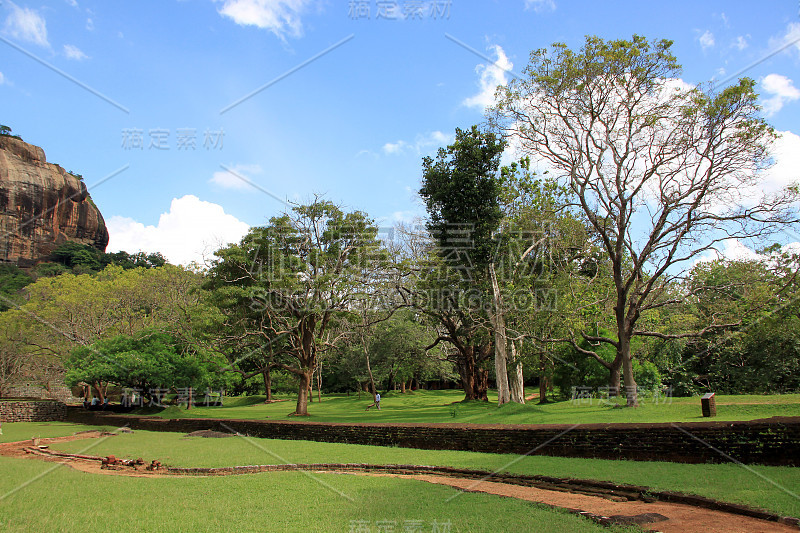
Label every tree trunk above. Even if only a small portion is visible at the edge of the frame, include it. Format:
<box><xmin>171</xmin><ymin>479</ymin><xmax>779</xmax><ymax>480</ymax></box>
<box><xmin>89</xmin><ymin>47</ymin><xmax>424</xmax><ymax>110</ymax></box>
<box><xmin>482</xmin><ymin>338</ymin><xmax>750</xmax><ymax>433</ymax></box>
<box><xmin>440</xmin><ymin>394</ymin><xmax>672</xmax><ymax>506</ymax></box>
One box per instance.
<box><xmin>620</xmin><ymin>336</ymin><xmax>638</xmax><ymax>407</ymax></box>
<box><xmin>316</xmin><ymin>361</ymin><xmax>322</xmax><ymax>403</ymax></box>
<box><xmin>294</xmin><ymin>371</ymin><xmax>311</xmax><ymax>415</ymax></box>
<box><xmin>608</xmin><ymin>365</ymin><xmax>621</xmax><ymax>397</ymax></box>
<box><xmin>508</xmin><ymin>341</ymin><xmax>525</xmax><ymax>404</ymax></box>
<box><xmin>539</xmin><ymin>374</ymin><xmax>548</xmax><ymax>403</ymax></box>
<box><xmin>538</xmin><ymin>348</ymin><xmax>548</xmax><ymax>403</ymax></box>
<box><xmin>490</xmin><ymin>264</ymin><xmax>511</xmax><ymax>405</ymax></box>
<box><xmin>400</xmin><ymin>380</ymin><xmax>406</xmax><ymax>393</ymax></box>
<box><xmin>92</xmin><ymin>382</ymin><xmax>105</xmax><ymax>403</ymax></box>
<box><xmin>457</xmin><ymin>347</ymin><xmax>489</xmax><ymax>401</ymax></box>
<box><xmin>262</xmin><ymin>368</ymin><xmax>272</xmax><ymax>402</ymax></box>
<box><xmin>365</xmin><ymin>352</ymin><xmax>377</xmax><ymax>401</ymax></box>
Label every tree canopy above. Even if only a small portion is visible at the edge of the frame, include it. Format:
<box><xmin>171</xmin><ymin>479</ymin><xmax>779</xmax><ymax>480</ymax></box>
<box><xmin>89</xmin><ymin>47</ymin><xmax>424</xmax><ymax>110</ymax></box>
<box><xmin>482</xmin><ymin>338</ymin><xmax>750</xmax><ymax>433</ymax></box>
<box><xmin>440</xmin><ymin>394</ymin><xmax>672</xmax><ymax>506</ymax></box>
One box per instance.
<box><xmin>491</xmin><ymin>34</ymin><xmax>799</xmax><ymax>405</ymax></box>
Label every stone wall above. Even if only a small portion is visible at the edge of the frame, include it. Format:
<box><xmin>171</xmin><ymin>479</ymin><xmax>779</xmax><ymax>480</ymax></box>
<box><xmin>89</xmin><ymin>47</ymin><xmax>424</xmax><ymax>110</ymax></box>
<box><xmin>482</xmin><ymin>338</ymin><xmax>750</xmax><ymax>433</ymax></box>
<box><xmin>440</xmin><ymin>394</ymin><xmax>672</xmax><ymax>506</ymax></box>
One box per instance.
<box><xmin>1</xmin><ymin>399</ymin><xmax>67</xmax><ymax>422</ymax></box>
<box><xmin>65</xmin><ymin>410</ymin><xmax>800</xmax><ymax>466</ymax></box>
<box><xmin>4</xmin><ymin>381</ymin><xmax>79</xmax><ymax>404</ymax></box>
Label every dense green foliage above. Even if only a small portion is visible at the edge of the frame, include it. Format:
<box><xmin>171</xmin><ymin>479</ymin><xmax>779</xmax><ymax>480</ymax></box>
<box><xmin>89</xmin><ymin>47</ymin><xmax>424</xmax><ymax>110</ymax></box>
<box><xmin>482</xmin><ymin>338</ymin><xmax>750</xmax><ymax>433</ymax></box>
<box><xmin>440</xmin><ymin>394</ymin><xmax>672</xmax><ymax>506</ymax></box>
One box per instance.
<box><xmin>46</xmin><ymin>242</ymin><xmax>166</xmax><ymax>275</ymax></box>
<box><xmin>65</xmin><ymin>331</ymin><xmax>208</xmax><ymax>400</ymax></box>
<box><xmin>0</xmin><ymin>264</ymin><xmax>33</xmax><ymax>311</ymax></box>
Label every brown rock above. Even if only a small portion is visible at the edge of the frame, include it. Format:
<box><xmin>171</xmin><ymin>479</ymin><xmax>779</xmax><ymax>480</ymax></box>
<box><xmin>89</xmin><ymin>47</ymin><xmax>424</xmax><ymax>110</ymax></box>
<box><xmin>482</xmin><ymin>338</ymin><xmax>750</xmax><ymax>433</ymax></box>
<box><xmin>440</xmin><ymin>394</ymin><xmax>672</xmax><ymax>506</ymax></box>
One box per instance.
<box><xmin>0</xmin><ymin>135</ymin><xmax>109</xmax><ymax>267</ymax></box>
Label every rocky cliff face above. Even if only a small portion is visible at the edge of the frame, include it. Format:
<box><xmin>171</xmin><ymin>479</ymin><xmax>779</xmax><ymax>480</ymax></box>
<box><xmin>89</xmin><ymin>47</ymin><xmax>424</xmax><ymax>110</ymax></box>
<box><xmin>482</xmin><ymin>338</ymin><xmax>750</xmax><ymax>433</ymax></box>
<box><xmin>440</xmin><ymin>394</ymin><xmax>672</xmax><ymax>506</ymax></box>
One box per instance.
<box><xmin>0</xmin><ymin>136</ymin><xmax>109</xmax><ymax>267</ymax></box>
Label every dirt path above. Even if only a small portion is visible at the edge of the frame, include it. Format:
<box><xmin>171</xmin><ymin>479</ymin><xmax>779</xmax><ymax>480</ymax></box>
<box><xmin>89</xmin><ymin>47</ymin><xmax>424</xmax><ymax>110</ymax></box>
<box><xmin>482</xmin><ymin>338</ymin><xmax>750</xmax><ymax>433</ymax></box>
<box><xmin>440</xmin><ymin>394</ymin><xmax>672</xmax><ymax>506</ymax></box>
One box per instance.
<box><xmin>2</xmin><ymin>432</ymin><xmax>797</xmax><ymax>532</ymax></box>
<box><xmin>404</xmin><ymin>475</ymin><xmax>796</xmax><ymax>533</ymax></box>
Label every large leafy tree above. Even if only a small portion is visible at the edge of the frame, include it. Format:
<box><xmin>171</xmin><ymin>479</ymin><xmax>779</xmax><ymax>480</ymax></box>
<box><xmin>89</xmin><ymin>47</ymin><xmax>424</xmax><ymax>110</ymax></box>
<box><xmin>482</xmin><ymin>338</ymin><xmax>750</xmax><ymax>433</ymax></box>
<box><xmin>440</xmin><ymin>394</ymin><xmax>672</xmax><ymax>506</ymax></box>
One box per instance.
<box><xmin>415</xmin><ymin>125</ymin><xmax>505</xmax><ymax>402</ymax></box>
<box><xmin>679</xmin><ymin>252</ymin><xmax>800</xmax><ymax>393</ymax></box>
<box><xmin>65</xmin><ymin>331</ymin><xmax>207</xmax><ymax>403</ymax></box>
<box><xmin>492</xmin><ymin>35</ymin><xmax>799</xmax><ymax>405</ymax></box>
<box><xmin>496</xmin><ymin>158</ymin><xmax>610</xmax><ymax>403</ymax></box>
<box><xmin>207</xmin><ymin>198</ymin><xmax>387</xmax><ymax>415</ymax></box>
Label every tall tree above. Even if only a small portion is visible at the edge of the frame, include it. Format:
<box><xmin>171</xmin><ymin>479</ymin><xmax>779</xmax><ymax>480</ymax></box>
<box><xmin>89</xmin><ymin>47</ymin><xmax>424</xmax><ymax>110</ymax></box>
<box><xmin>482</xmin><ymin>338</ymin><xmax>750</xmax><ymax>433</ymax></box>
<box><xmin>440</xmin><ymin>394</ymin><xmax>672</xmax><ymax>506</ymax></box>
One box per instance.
<box><xmin>495</xmin><ymin>158</ymin><xmax>606</xmax><ymax>403</ymax></box>
<box><xmin>416</xmin><ymin>125</ymin><xmax>506</xmax><ymax>402</ymax></box>
<box><xmin>207</xmin><ymin>198</ymin><xmax>387</xmax><ymax>415</ymax></box>
<box><xmin>492</xmin><ymin>35</ymin><xmax>798</xmax><ymax>405</ymax></box>
<box><xmin>65</xmin><ymin>331</ymin><xmax>208</xmax><ymax>404</ymax></box>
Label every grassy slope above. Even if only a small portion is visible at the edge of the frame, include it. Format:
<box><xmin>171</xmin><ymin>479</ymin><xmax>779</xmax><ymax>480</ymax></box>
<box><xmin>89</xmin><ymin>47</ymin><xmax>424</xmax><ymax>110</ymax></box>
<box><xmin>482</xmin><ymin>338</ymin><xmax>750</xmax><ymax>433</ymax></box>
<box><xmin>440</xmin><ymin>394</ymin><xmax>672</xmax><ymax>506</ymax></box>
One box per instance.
<box><xmin>143</xmin><ymin>390</ymin><xmax>800</xmax><ymax>425</ymax></box>
<box><xmin>39</xmin><ymin>425</ymin><xmax>800</xmax><ymax>518</ymax></box>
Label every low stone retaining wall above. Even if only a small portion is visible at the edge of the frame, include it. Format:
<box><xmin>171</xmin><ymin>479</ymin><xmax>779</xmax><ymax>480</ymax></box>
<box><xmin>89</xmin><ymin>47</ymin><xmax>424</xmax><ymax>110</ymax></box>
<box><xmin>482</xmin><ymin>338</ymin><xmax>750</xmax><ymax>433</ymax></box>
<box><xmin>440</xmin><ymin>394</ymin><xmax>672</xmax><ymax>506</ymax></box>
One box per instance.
<box><xmin>1</xmin><ymin>399</ymin><xmax>67</xmax><ymax>422</ymax></box>
<box><xmin>65</xmin><ymin>409</ymin><xmax>800</xmax><ymax>466</ymax></box>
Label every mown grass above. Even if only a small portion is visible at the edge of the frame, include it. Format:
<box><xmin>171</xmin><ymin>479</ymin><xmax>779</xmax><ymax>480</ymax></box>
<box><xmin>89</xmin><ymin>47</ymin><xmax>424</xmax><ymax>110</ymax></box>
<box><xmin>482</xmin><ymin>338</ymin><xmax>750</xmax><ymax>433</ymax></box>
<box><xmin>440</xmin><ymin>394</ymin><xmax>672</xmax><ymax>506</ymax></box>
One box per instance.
<box><xmin>138</xmin><ymin>389</ymin><xmax>800</xmax><ymax>425</ymax></box>
<box><xmin>0</xmin><ymin>454</ymin><xmax>626</xmax><ymax>533</ymax></box>
<box><xmin>0</xmin><ymin>421</ymin><xmax>115</xmax><ymax>443</ymax></box>
<box><xmin>36</xmin><ymin>424</ymin><xmax>800</xmax><ymax>519</ymax></box>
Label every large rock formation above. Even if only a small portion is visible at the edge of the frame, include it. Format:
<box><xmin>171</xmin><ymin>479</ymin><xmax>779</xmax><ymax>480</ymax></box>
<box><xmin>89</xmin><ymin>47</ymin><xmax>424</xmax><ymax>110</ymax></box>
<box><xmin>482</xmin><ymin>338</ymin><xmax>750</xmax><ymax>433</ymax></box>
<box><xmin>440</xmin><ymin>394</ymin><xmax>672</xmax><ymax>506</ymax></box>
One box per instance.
<box><xmin>0</xmin><ymin>135</ymin><xmax>108</xmax><ymax>267</ymax></box>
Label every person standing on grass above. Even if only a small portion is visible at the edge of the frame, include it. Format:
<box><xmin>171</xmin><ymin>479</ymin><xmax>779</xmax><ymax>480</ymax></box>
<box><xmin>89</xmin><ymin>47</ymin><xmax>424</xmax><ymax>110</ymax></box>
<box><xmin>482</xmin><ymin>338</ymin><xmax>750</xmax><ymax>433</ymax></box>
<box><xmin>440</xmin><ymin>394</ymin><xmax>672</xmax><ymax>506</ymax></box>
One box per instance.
<box><xmin>366</xmin><ymin>392</ymin><xmax>381</xmax><ymax>411</ymax></box>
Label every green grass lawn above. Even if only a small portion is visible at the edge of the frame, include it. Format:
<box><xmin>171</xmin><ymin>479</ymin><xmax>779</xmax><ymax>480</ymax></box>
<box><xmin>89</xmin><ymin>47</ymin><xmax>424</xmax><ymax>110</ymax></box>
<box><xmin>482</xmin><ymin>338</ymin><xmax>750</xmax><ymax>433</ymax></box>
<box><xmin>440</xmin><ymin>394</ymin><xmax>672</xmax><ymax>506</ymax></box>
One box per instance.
<box><xmin>28</xmin><ymin>423</ymin><xmax>800</xmax><ymax>519</ymax></box>
<box><xmin>137</xmin><ymin>389</ymin><xmax>800</xmax><ymax>425</ymax></box>
<box><xmin>3</xmin><ymin>389</ymin><xmax>799</xmax><ymax>532</ymax></box>
<box><xmin>0</xmin><ymin>424</ymin><xmax>629</xmax><ymax>533</ymax></box>
<box><xmin>0</xmin><ymin>421</ymin><xmax>116</xmax><ymax>443</ymax></box>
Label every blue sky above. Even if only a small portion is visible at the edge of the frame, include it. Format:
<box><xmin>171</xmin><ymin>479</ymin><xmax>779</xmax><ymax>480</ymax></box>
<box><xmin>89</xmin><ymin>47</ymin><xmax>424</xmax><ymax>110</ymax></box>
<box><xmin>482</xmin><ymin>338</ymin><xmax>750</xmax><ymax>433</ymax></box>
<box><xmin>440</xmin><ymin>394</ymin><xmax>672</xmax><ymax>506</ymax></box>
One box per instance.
<box><xmin>1</xmin><ymin>0</ymin><xmax>799</xmax><ymax>264</ymax></box>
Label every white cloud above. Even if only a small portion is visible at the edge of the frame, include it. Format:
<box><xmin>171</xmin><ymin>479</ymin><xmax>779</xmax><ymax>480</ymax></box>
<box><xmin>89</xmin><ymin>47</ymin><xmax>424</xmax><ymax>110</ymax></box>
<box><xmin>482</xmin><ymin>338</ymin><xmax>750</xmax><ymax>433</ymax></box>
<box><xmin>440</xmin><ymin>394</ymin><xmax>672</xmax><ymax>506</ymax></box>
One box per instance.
<box><xmin>209</xmin><ymin>163</ymin><xmax>263</xmax><ymax>190</ymax></box>
<box><xmin>215</xmin><ymin>0</ymin><xmax>312</xmax><ymax>40</ymax></box>
<box><xmin>698</xmin><ymin>30</ymin><xmax>715</xmax><ymax>51</ymax></box>
<box><xmin>695</xmin><ymin>239</ymin><xmax>800</xmax><ymax>266</ymax></box>
<box><xmin>418</xmin><ymin>130</ymin><xmax>450</xmax><ymax>148</ymax></box>
<box><xmin>376</xmin><ymin>210</ymin><xmax>419</xmax><ymax>226</ymax></box>
<box><xmin>65</xmin><ymin>0</ymin><xmax>78</xmax><ymax>7</ymax></box>
<box><xmin>760</xmin><ymin>74</ymin><xmax>800</xmax><ymax>116</ymax></box>
<box><xmin>769</xmin><ymin>22</ymin><xmax>800</xmax><ymax>56</ymax></box>
<box><xmin>524</xmin><ymin>0</ymin><xmax>555</xmax><ymax>13</ymax></box>
<box><xmin>2</xmin><ymin>1</ymin><xmax>48</xmax><ymax>47</ymax></box>
<box><xmin>463</xmin><ymin>44</ymin><xmax>513</xmax><ymax>110</ymax></box>
<box><xmin>382</xmin><ymin>131</ymin><xmax>453</xmax><ymax>156</ymax></box>
<box><xmin>106</xmin><ymin>195</ymin><xmax>250</xmax><ymax>266</ymax></box>
<box><xmin>382</xmin><ymin>141</ymin><xmax>407</xmax><ymax>155</ymax></box>
<box><xmin>695</xmin><ymin>239</ymin><xmax>760</xmax><ymax>264</ymax></box>
<box><xmin>0</xmin><ymin>72</ymin><xmax>5</xmax><ymax>85</ymax></box>
<box><xmin>63</xmin><ymin>44</ymin><xmax>88</xmax><ymax>60</ymax></box>
<box><xmin>732</xmin><ymin>35</ymin><xmax>748</xmax><ymax>50</ymax></box>
<box><xmin>763</xmin><ymin>130</ymin><xmax>800</xmax><ymax>194</ymax></box>
<box><xmin>86</xmin><ymin>17</ymin><xmax>94</xmax><ymax>31</ymax></box>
